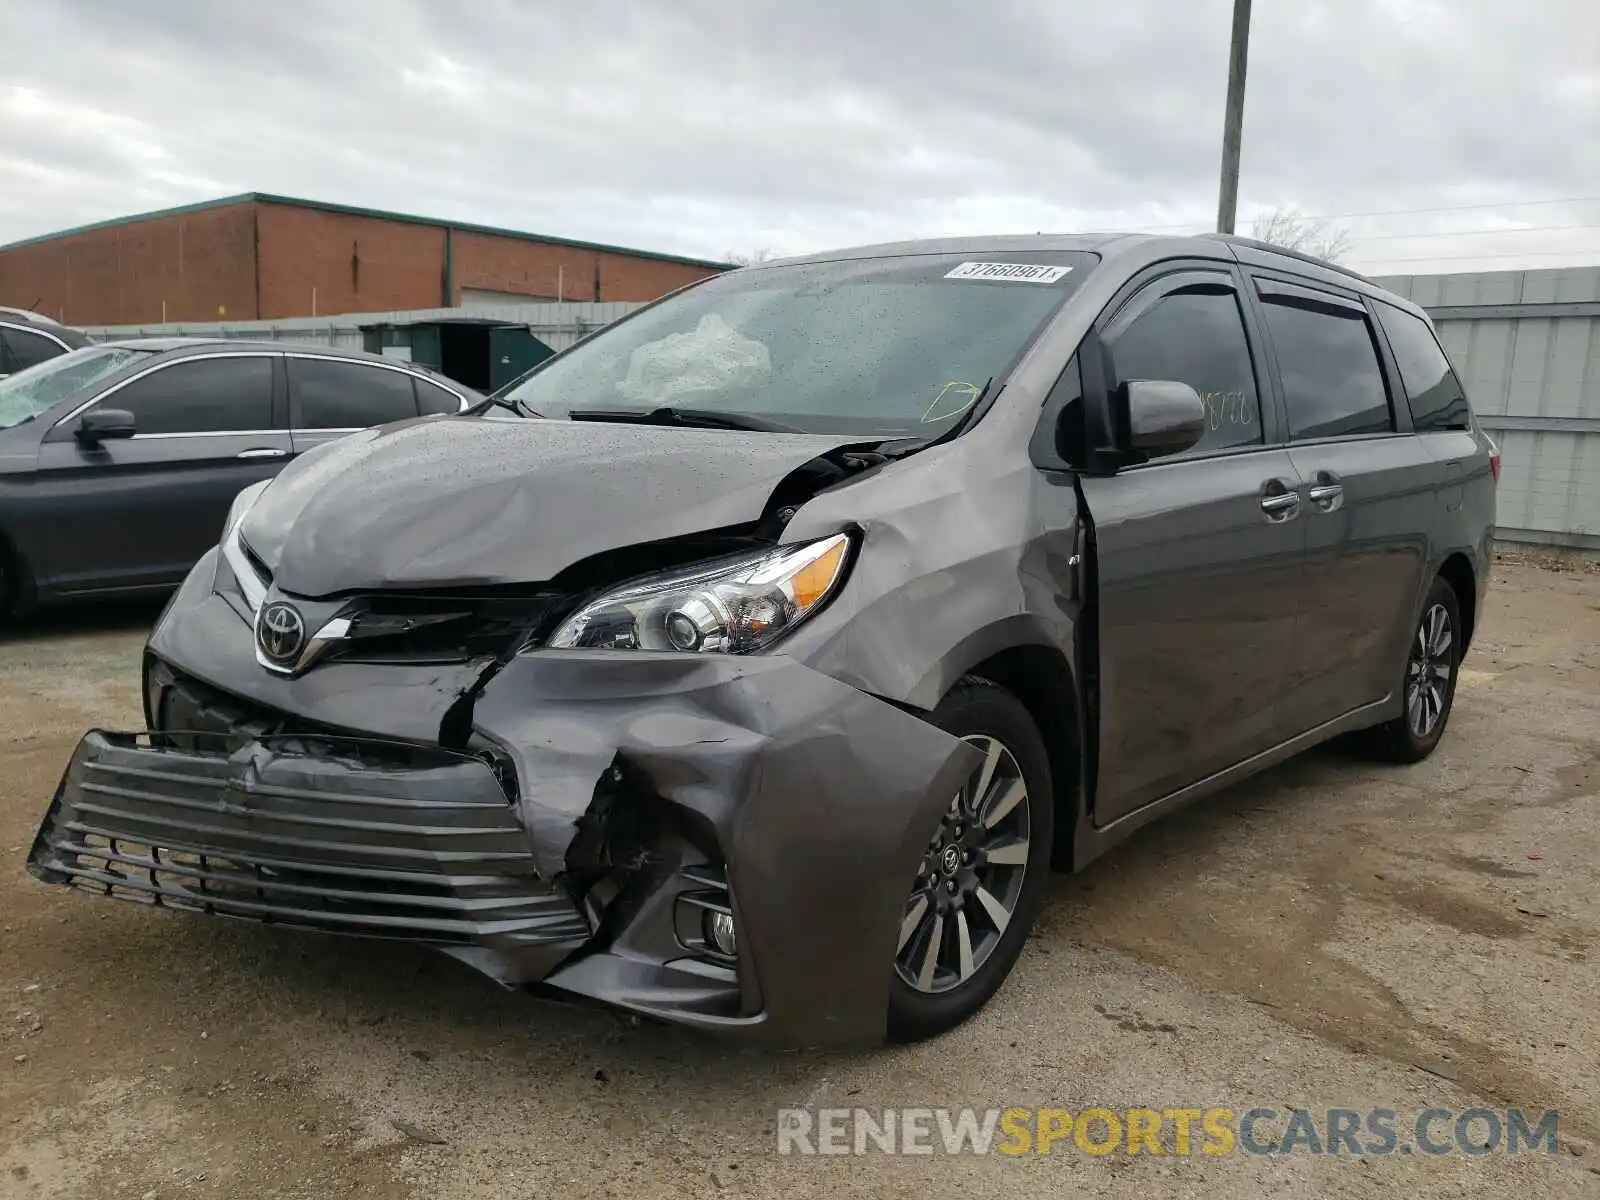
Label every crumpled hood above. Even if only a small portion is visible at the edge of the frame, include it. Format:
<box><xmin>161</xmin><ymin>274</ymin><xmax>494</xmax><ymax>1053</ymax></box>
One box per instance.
<box><xmin>239</xmin><ymin>416</ymin><xmax>859</xmax><ymax>597</ymax></box>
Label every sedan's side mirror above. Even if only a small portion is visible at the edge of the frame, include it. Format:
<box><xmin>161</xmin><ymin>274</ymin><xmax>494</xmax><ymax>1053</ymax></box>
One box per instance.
<box><xmin>76</xmin><ymin>408</ymin><xmax>137</xmax><ymax>444</ymax></box>
<box><xmin>1122</xmin><ymin>380</ymin><xmax>1205</xmax><ymax>459</ymax></box>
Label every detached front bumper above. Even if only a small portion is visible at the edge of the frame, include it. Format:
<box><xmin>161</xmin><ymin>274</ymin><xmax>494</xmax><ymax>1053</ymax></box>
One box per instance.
<box><xmin>28</xmin><ymin>731</ymin><xmax>590</xmax><ymax>978</ymax></box>
<box><xmin>28</xmin><ymin>554</ymin><xmax>979</xmax><ymax>1047</ymax></box>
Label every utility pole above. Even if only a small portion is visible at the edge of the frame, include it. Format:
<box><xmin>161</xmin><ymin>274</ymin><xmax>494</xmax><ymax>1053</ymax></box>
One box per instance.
<box><xmin>1215</xmin><ymin>0</ymin><xmax>1252</xmax><ymax>234</ymax></box>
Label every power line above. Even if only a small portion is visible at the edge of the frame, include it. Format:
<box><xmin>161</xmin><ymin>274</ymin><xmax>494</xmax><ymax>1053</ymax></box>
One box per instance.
<box><xmin>1351</xmin><ymin>222</ymin><xmax>1600</xmax><ymax>243</ymax></box>
<box><xmin>1347</xmin><ymin>247</ymin><xmax>1600</xmax><ymax>265</ymax></box>
<box><xmin>1123</xmin><ymin>195</ymin><xmax>1600</xmax><ymax>234</ymax></box>
<box><xmin>1268</xmin><ymin>195</ymin><xmax>1600</xmax><ymax>225</ymax></box>
<box><xmin>1126</xmin><ymin>220</ymin><xmax>1600</xmax><ymax>243</ymax></box>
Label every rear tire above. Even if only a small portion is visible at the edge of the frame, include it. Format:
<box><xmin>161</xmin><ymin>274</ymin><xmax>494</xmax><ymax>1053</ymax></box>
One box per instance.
<box><xmin>1361</xmin><ymin>575</ymin><xmax>1462</xmax><ymax>763</ymax></box>
<box><xmin>887</xmin><ymin>680</ymin><xmax>1055</xmax><ymax>1042</ymax></box>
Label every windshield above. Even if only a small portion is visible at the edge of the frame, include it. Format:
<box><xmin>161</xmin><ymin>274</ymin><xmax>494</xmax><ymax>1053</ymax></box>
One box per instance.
<box><xmin>0</xmin><ymin>346</ymin><xmax>156</xmax><ymax>430</ymax></box>
<box><xmin>500</xmin><ymin>251</ymin><xmax>1097</xmax><ymax>436</ymax></box>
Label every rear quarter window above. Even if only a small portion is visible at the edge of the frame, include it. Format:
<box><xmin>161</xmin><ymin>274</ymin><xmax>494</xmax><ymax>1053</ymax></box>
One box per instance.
<box><xmin>1375</xmin><ymin>302</ymin><xmax>1471</xmax><ymax>431</ymax></box>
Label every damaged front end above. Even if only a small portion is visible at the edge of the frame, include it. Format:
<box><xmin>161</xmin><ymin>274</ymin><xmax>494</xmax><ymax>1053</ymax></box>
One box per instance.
<box><xmin>27</xmin><ymin>433</ymin><xmax>980</xmax><ymax>1046</ymax></box>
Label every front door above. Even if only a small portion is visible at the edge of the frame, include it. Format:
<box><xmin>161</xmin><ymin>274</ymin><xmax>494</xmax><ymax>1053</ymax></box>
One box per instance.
<box><xmin>35</xmin><ymin>353</ymin><xmax>288</xmax><ymax>593</ymax></box>
<box><xmin>1076</xmin><ymin>267</ymin><xmax>1306</xmax><ymax>825</ymax></box>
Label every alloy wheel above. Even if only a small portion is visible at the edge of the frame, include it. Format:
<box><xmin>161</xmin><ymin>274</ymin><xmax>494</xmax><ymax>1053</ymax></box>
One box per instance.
<box><xmin>1406</xmin><ymin>602</ymin><xmax>1453</xmax><ymax>738</ymax></box>
<box><xmin>895</xmin><ymin>734</ymin><xmax>1031</xmax><ymax>995</ymax></box>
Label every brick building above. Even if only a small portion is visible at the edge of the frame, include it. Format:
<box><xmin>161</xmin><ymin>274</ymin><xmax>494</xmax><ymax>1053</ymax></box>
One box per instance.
<box><xmin>0</xmin><ymin>194</ymin><xmax>729</xmax><ymax>326</ymax></box>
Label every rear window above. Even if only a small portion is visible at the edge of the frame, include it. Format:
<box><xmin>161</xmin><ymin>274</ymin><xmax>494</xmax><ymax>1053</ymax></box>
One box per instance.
<box><xmin>291</xmin><ymin>358</ymin><xmax>420</xmax><ymax>429</ymax></box>
<box><xmin>1375</xmin><ymin>302</ymin><xmax>1471</xmax><ymax>431</ymax></box>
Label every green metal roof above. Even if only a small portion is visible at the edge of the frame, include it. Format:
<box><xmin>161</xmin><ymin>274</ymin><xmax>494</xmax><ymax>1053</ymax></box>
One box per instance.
<box><xmin>0</xmin><ymin>192</ymin><xmax>734</xmax><ymax>270</ymax></box>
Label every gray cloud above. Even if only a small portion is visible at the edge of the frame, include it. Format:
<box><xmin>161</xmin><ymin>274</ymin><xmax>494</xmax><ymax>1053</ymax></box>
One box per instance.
<box><xmin>2</xmin><ymin>0</ymin><xmax>1597</xmax><ymax>273</ymax></box>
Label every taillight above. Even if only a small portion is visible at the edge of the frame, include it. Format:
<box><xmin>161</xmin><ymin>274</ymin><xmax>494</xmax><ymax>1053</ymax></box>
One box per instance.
<box><xmin>1487</xmin><ymin>437</ymin><xmax>1501</xmax><ymax>483</ymax></box>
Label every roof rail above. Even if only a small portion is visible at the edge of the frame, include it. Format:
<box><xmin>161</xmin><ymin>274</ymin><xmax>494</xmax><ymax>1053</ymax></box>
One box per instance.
<box><xmin>1197</xmin><ymin>233</ymin><xmax>1371</xmax><ymax>283</ymax></box>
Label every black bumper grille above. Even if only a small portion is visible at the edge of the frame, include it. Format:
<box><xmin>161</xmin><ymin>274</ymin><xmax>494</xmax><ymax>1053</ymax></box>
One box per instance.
<box><xmin>29</xmin><ymin>731</ymin><xmax>589</xmax><ymax>949</ymax></box>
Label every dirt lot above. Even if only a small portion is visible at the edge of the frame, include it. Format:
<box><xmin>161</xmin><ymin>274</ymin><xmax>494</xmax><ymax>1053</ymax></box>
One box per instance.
<box><xmin>0</xmin><ymin>558</ymin><xmax>1596</xmax><ymax>1198</ymax></box>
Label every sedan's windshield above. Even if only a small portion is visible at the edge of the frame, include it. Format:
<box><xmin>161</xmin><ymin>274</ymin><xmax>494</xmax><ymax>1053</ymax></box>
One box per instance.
<box><xmin>499</xmin><ymin>251</ymin><xmax>1097</xmax><ymax>437</ymax></box>
<box><xmin>0</xmin><ymin>346</ymin><xmax>156</xmax><ymax>430</ymax></box>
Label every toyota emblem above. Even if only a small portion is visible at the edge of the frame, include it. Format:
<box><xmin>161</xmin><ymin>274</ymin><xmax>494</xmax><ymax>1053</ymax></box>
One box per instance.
<box><xmin>256</xmin><ymin>601</ymin><xmax>306</xmax><ymax>666</ymax></box>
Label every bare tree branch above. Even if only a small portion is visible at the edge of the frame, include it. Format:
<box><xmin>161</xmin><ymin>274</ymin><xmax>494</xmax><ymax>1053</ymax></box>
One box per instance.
<box><xmin>724</xmin><ymin>247</ymin><xmax>776</xmax><ymax>267</ymax></box>
<box><xmin>1249</xmin><ymin>206</ymin><xmax>1353</xmax><ymax>263</ymax></box>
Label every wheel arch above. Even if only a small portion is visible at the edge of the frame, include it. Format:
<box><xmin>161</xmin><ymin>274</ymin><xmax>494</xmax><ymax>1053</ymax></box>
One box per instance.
<box><xmin>953</xmin><ymin>642</ymin><xmax>1083</xmax><ymax>872</ymax></box>
<box><xmin>1437</xmin><ymin>551</ymin><xmax>1477</xmax><ymax>652</ymax></box>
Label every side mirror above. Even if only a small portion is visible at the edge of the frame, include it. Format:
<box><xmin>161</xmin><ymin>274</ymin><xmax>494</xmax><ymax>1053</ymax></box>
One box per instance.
<box><xmin>1122</xmin><ymin>380</ymin><xmax>1204</xmax><ymax>459</ymax></box>
<box><xmin>77</xmin><ymin>408</ymin><xmax>137</xmax><ymax>444</ymax></box>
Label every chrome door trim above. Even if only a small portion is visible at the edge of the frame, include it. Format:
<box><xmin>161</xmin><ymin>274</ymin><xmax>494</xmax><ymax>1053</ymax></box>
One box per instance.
<box><xmin>129</xmin><ymin>429</ymin><xmax>284</xmax><ymax>440</ymax></box>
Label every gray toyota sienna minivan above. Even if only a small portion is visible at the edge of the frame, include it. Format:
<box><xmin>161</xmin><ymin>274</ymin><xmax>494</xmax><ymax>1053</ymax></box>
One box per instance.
<box><xmin>29</xmin><ymin>233</ymin><xmax>1496</xmax><ymax>1047</ymax></box>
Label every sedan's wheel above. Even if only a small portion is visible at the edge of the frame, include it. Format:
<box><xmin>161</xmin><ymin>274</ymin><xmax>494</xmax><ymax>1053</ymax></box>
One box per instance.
<box><xmin>1362</xmin><ymin>574</ymin><xmax>1462</xmax><ymax>763</ymax></box>
<box><xmin>888</xmin><ymin>680</ymin><xmax>1054</xmax><ymax>1042</ymax></box>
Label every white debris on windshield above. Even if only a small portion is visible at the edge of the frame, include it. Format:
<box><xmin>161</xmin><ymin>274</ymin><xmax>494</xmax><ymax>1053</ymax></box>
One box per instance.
<box><xmin>616</xmin><ymin>313</ymin><xmax>772</xmax><ymax>405</ymax></box>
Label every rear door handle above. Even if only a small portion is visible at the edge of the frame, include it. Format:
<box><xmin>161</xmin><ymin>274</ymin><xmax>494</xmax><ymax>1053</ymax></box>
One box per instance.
<box><xmin>237</xmin><ymin>448</ymin><xmax>288</xmax><ymax>460</ymax></box>
<box><xmin>1307</xmin><ymin>469</ymin><xmax>1344</xmax><ymax>513</ymax></box>
<box><xmin>1260</xmin><ymin>478</ymin><xmax>1301</xmax><ymax>522</ymax></box>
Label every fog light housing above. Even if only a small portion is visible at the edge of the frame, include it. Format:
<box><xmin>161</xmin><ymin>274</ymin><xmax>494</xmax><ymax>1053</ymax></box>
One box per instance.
<box><xmin>705</xmin><ymin>910</ymin><xmax>737</xmax><ymax>957</ymax></box>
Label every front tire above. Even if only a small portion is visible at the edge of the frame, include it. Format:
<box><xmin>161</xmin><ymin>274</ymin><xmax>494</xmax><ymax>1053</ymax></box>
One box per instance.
<box><xmin>887</xmin><ymin>680</ymin><xmax>1055</xmax><ymax>1042</ymax></box>
<box><xmin>1362</xmin><ymin>575</ymin><xmax>1462</xmax><ymax>763</ymax></box>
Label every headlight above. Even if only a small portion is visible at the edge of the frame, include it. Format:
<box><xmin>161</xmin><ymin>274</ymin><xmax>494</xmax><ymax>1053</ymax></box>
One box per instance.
<box><xmin>547</xmin><ymin>532</ymin><xmax>852</xmax><ymax>653</ymax></box>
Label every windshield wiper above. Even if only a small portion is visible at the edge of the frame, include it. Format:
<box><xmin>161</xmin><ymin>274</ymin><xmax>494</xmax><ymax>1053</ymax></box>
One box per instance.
<box><xmin>566</xmin><ymin>406</ymin><xmax>801</xmax><ymax>433</ymax></box>
<box><xmin>467</xmin><ymin>393</ymin><xmax>541</xmax><ymax>418</ymax></box>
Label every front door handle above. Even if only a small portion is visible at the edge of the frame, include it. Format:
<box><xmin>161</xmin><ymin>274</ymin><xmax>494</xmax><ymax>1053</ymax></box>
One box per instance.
<box><xmin>237</xmin><ymin>448</ymin><xmax>289</xmax><ymax>460</ymax></box>
<box><xmin>1260</xmin><ymin>479</ymin><xmax>1301</xmax><ymax>522</ymax></box>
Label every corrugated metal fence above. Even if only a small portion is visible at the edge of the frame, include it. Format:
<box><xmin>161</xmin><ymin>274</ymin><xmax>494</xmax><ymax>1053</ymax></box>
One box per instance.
<box><xmin>89</xmin><ymin>269</ymin><xmax>1600</xmax><ymax>550</ymax></box>
<box><xmin>1374</xmin><ymin>267</ymin><xmax>1600</xmax><ymax>551</ymax></box>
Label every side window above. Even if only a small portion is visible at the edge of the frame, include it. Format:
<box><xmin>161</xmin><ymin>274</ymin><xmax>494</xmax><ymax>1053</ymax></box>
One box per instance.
<box><xmin>1375</xmin><ymin>302</ymin><xmax>1470</xmax><ymax>431</ymax></box>
<box><xmin>414</xmin><ymin>377</ymin><xmax>463</xmax><ymax>416</ymax></box>
<box><xmin>291</xmin><ymin>359</ymin><xmax>420</xmax><ymax>429</ymax></box>
<box><xmin>104</xmin><ymin>356</ymin><xmax>274</xmax><ymax>435</ymax></box>
<box><xmin>1258</xmin><ymin>289</ymin><xmax>1392</xmax><ymax>440</ymax></box>
<box><xmin>1106</xmin><ymin>281</ymin><xmax>1262</xmax><ymax>454</ymax></box>
<box><xmin>3</xmin><ymin>328</ymin><xmax>64</xmax><ymax>371</ymax></box>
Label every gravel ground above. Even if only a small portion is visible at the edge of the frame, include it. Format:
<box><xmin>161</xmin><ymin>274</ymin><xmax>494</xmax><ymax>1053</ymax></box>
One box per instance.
<box><xmin>0</xmin><ymin>558</ymin><xmax>1596</xmax><ymax>1199</ymax></box>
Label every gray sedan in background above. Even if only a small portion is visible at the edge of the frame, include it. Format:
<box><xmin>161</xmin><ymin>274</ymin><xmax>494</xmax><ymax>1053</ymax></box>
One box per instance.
<box><xmin>0</xmin><ymin>339</ymin><xmax>476</xmax><ymax>614</ymax></box>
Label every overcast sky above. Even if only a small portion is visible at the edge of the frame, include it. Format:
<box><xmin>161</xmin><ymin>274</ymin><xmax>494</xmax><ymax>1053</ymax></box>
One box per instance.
<box><xmin>2</xmin><ymin>0</ymin><xmax>1597</xmax><ymax>275</ymax></box>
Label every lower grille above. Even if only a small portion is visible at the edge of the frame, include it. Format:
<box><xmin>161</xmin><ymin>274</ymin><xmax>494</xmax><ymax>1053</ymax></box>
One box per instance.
<box><xmin>29</xmin><ymin>731</ymin><xmax>589</xmax><ymax>948</ymax></box>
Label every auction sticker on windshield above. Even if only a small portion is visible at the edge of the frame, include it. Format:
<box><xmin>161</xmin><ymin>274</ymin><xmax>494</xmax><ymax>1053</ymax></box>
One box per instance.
<box><xmin>944</xmin><ymin>262</ymin><xmax>1073</xmax><ymax>283</ymax></box>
